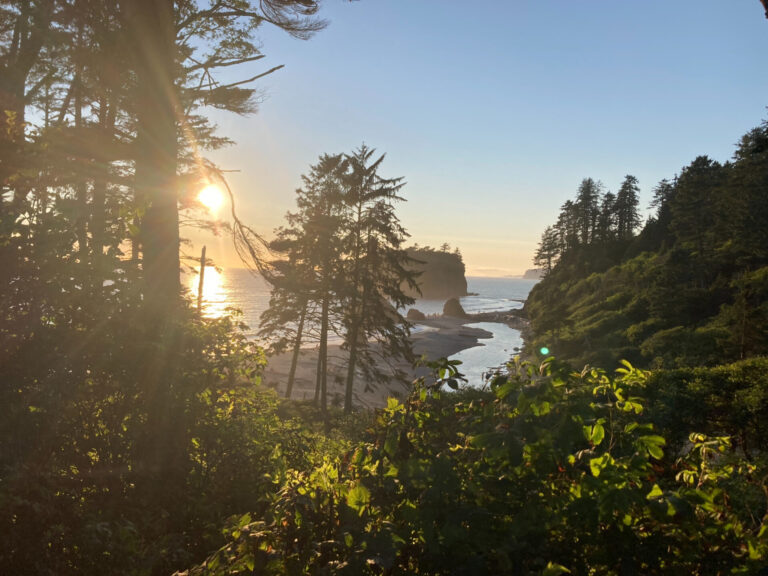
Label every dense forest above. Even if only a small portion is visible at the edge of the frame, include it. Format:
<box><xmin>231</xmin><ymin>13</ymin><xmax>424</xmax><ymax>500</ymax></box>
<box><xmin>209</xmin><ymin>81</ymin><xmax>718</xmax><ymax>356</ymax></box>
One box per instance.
<box><xmin>2</xmin><ymin>1</ymin><xmax>768</xmax><ymax>574</ymax></box>
<box><xmin>527</xmin><ymin>120</ymin><xmax>768</xmax><ymax>370</ymax></box>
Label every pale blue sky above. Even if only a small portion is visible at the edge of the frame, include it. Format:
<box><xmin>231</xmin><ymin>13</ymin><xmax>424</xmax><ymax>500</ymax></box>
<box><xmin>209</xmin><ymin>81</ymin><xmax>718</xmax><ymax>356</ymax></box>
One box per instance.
<box><xmin>203</xmin><ymin>0</ymin><xmax>768</xmax><ymax>276</ymax></box>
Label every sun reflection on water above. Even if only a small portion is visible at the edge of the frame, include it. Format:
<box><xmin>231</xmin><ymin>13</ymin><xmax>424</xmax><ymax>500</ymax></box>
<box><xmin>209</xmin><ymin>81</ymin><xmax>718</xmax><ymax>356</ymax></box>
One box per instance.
<box><xmin>189</xmin><ymin>266</ymin><xmax>229</xmax><ymax>318</ymax></box>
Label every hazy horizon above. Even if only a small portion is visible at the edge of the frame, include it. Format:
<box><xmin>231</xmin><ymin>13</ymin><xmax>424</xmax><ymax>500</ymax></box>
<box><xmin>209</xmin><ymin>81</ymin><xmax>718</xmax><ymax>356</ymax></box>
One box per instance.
<box><xmin>188</xmin><ymin>0</ymin><xmax>768</xmax><ymax>277</ymax></box>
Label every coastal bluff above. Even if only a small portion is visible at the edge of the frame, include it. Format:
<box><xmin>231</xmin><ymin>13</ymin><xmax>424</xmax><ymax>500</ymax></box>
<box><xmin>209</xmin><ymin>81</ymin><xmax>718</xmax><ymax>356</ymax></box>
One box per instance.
<box><xmin>405</xmin><ymin>246</ymin><xmax>468</xmax><ymax>299</ymax></box>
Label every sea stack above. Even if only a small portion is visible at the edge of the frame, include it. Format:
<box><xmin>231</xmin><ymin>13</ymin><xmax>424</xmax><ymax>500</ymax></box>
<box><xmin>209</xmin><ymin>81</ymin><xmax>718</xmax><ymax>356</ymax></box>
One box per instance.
<box><xmin>443</xmin><ymin>297</ymin><xmax>467</xmax><ymax>318</ymax></box>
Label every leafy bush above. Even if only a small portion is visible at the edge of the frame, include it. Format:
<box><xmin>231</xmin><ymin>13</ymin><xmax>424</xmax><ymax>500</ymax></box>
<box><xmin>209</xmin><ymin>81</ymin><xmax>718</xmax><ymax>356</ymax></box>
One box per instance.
<box><xmin>0</xmin><ymin>307</ymin><xmax>326</xmax><ymax>575</ymax></box>
<box><xmin>644</xmin><ymin>357</ymin><xmax>768</xmax><ymax>456</ymax></box>
<box><xmin>181</xmin><ymin>359</ymin><xmax>768</xmax><ymax>575</ymax></box>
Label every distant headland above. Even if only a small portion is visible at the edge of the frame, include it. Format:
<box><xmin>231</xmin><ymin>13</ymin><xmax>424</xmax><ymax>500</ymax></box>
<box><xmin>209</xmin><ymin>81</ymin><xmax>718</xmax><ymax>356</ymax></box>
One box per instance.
<box><xmin>522</xmin><ymin>268</ymin><xmax>544</xmax><ymax>280</ymax></box>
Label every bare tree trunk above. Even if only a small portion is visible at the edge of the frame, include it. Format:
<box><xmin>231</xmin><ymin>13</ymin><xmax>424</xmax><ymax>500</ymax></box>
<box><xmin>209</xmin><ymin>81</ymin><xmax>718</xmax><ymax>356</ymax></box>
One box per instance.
<box><xmin>73</xmin><ymin>68</ymin><xmax>89</xmax><ymax>268</ymax></box>
<box><xmin>344</xmin><ymin>318</ymin><xmax>359</xmax><ymax>413</ymax></box>
<box><xmin>90</xmin><ymin>94</ymin><xmax>115</xmax><ymax>294</ymax></box>
<box><xmin>344</xmin><ymin>201</ymin><xmax>364</xmax><ymax>414</ymax></box>
<box><xmin>129</xmin><ymin>0</ymin><xmax>180</xmax><ymax>317</ymax></box>
<box><xmin>197</xmin><ymin>245</ymin><xmax>207</xmax><ymax>313</ymax></box>
<box><xmin>314</xmin><ymin>334</ymin><xmax>322</xmax><ymax>405</ymax></box>
<box><xmin>317</xmin><ymin>294</ymin><xmax>329</xmax><ymax>414</ymax></box>
<box><xmin>286</xmin><ymin>304</ymin><xmax>307</xmax><ymax>399</ymax></box>
<box><xmin>125</xmin><ymin>0</ymin><xmax>184</xmax><ymax>520</ymax></box>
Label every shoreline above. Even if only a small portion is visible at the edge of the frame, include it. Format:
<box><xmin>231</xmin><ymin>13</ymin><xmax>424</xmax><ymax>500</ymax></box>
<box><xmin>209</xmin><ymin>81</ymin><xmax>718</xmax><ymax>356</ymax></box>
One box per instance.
<box><xmin>262</xmin><ymin>310</ymin><xmax>527</xmax><ymax>409</ymax></box>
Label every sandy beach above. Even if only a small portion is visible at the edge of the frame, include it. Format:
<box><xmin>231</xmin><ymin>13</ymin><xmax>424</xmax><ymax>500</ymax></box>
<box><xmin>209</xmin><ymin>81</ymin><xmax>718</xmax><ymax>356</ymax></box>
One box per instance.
<box><xmin>262</xmin><ymin>316</ymin><xmax>495</xmax><ymax>409</ymax></box>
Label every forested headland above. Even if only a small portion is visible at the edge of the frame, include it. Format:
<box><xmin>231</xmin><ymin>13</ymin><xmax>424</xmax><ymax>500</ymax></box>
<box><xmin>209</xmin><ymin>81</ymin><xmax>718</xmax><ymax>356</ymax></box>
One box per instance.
<box><xmin>527</xmin><ymin>120</ymin><xmax>768</xmax><ymax>370</ymax></box>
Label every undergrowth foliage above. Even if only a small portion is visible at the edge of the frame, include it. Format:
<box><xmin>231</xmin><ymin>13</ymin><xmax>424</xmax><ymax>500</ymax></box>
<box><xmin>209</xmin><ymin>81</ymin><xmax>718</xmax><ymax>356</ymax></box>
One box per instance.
<box><xmin>181</xmin><ymin>359</ymin><xmax>768</xmax><ymax>575</ymax></box>
<box><xmin>0</xmin><ymin>302</ymin><xmax>332</xmax><ymax>575</ymax></box>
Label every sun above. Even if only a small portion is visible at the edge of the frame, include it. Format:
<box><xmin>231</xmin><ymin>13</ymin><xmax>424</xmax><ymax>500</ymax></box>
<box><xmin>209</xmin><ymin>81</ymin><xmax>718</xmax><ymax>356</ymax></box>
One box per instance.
<box><xmin>197</xmin><ymin>184</ymin><xmax>224</xmax><ymax>212</ymax></box>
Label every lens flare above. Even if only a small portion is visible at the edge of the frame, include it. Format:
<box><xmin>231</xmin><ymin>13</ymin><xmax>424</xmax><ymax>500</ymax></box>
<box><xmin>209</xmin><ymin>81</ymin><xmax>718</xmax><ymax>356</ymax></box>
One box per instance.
<box><xmin>540</xmin><ymin>347</ymin><xmax>550</xmax><ymax>355</ymax></box>
<box><xmin>197</xmin><ymin>184</ymin><xmax>224</xmax><ymax>212</ymax></box>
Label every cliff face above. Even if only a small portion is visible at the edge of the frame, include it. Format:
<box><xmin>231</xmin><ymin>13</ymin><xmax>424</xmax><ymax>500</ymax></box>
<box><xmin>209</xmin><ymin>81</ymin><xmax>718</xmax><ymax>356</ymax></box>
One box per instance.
<box><xmin>406</xmin><ymin>247</ymin><xmax>468</xmax><ymax>299</ymax></box>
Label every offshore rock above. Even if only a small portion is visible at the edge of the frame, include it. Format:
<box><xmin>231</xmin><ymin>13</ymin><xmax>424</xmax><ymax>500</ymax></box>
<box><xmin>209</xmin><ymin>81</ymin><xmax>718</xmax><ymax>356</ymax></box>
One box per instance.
<box><xmin>406</xmin><ymin>308</ymin><xmax>427</xmax><ymax>321</ymax></box>
<box><xmin>443</xmin><ymin>297</ymin><xmax>468</xmax><ymax>318</ymax></box>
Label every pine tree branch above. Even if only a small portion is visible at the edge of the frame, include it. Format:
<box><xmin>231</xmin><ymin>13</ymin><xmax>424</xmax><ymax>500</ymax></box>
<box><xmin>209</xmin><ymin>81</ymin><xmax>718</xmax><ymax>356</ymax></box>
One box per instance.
<box><xmin>184</xmin><ymin>54</ymin><xmax>266</xmax><ymax>74</ymax></box>
<box><xmin>187</xmin><ymin>65</ymin><xmax>284</xmax><ymax>94</ymax></box>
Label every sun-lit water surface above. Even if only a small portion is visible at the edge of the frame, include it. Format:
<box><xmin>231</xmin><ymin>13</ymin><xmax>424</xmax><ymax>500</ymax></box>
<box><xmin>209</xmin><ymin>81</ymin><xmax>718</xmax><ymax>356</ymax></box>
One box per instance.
<box><xmin>187</xmin><ymin>267</ymin><xmax>271</xmax><ymax>323</ymax></box>
<box><xmin>450</xmin><ymin>322</ymin><xmax>525</xmax><ymax>387</ymax></box>
<box><xmin>185</xmin><ymin>269</ymin><xmax>537</xmax><ymax>383</ymax></box>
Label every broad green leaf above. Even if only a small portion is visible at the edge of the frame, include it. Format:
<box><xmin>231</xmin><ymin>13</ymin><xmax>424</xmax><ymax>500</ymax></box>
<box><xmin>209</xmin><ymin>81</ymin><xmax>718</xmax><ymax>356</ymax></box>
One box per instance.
<box><xmin>646</xmin><ymin>484</ymin><xmax>663</xmax><ymax>499</ymax></box>
<box><xmin>541</xmin><ymin>562</ymin><xmax>571</xmax><ymax>575</ymax></box>
<box><xmin>244</xmin><ymin>555</ymin><xmax>255</xmax><ymax>571</ymax></box>
<box><xmin>346</xmin><ymin>484</ymin><xmax>371</xmax><ymax>514</ymax></box>
<box><xmin>748</xmin><ymin>540</ymin><xmax>761</xmax><ymax>560</ymax></box>
<box><xmin>639</xmin><ymin>435</ymin><xmax>666</xmax><ymax>460</ymax></box>
<box><xmin>590</xmin><ymin>454</ymin><xmax>610</xmax><ymax>477</ymax></box>
<box><xmin>591</xmin><ymin>422</ymin><xmax>605</xmax><ymax>446</ymax></box>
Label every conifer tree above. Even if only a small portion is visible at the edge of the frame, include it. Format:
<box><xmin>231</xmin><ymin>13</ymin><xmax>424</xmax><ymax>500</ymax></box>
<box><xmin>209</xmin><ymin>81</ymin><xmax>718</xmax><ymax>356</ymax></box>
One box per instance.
<box><xmin>261</xmin><ymin>154</ymin><xmax>346</xmax><ymax>408</ymax></box>
<box><xmin>534</xmin><ymin>225</ymin><xmax>560</xmax><ymax>273</ymax></box>
<box><xmin>554</xmin><ymin>199</ymin><xmax>579</xmax><ymax>254</ymax></box>
<box><xmin>339</xmin><ymin>145</ymin><xmax>417</xmax><ymax>413</ymax></box>
<box><xmin>596</xmin><ymin>191</ymin><xmax>617</xmax><ymax>243</ymax></box>
<box><xmin>575</xmin><ymin>177</ymin><xmax>601</xmax><ymax>245</ymax></box>
<box><xmin>669</xmin><ymin>156</ymin><xmax>726</xmax><ymax>264</ymax></box>
<box><xmin>615</xmin><ymin>174</ymin><xmax>641</xmax><ymax>239</ymax></box>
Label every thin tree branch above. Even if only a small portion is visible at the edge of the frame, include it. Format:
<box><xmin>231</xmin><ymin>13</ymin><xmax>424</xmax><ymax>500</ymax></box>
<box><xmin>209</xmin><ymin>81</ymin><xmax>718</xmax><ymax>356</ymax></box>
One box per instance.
<box><xmin>188</xmin><ymin>65</ymin><xmax>284</xmax><ymax>93</ymax></box>
<box><xmin>184</xmin><ymin>54</ymin><xmax>266</xmax><ymax>74</ymax></box>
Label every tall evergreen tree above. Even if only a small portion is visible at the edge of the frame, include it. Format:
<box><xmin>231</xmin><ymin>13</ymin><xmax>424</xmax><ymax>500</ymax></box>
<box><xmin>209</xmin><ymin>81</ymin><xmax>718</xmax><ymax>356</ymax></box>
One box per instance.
<box><xmin>261</xmin><ymin>153</ymin><xmax>346</xmax><ymax>409</ymax></box>
<box><xmin>728</xmin><ymin>121</ymin><xmax>768</xmax><ymax>266</ymax></box>
<box><xmin>575</xmin><ymin>177</ymin><xmax>601</xmax><ymax>245</ymax></box>
<box><xmin>669</xmin><ymin>156</ymin><xmax>726</xmax><ymax>264</ymax></box>
<box><xmin>339</xmin><ymin>145</ymin><xmax>417</xmax><ymax>413</ymax></box>
<box><xmin>534</xmin><ymin>225</ymin><xmax>560</xmax><ymax>273</ymax></box>
<box><xmin>555</xmin><ymin>199</ymin><xmax>579</xmax><ymax>254</ymax></box>
<box><xmin>615</xmin><ymin>174</ymin><xmax>641</xmax><ymax>239</ymax></box>
<box><xmin>595</xmin><ymin>191</ymin><xmax>617</xmax><ymax>244</ymax></box>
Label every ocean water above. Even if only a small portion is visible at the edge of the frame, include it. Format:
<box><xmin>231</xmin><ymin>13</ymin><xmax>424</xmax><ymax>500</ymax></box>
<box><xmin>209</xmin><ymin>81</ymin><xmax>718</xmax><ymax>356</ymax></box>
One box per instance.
<box><xmin>186</xmin><ymin>268</ymin><xmax>537</xmax><ymax>386</ymax></box>
<box><xmin>450</xmin><ymin>322</ymin><xmax>525</xmax><ymax>387</ymax></box>
<box><xmin>409</xmin><ymin>276</ymin><xmax>538</xmax><ymax>317</ymax></box>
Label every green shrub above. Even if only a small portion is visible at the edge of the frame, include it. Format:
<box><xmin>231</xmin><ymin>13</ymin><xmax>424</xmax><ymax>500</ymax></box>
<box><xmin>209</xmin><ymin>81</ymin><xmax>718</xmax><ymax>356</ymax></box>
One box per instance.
<box><xmin>182</xmin><ymin>359</ymin><xmax>768</xmax><ymax>575</ymax></box>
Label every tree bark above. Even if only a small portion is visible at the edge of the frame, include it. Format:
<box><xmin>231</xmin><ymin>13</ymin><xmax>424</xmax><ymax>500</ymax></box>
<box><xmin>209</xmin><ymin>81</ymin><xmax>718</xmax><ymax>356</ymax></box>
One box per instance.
<box><xmin>343</xmin><ymin>201</ymin><xmax>364</xmax><ymax>413</ymax></box>
<box><xmin>317</xmin><ymin>294</ymin><xmax>329</xmax><ymax>414</ymax></box>
<box><xmin>73</xmin><ymin>68</ymin><xmax>88</xmax><ymax>267</ymax></box>
<box><xmin>128</xmin><ymin>0</ymin><xmax>180</xmax><ymax>317</ymax></box>
<box><xmin>125</xmin><ymin>0</ymin><xmax>184</xmax><ymax>516</ymax></box>
<box><xmin>90</xmin><ymin>95</ymin><xmax>116</xmax><ymax>294</ymax></box>
<box><xmin>286</xmin><ymin>304</ymin><xmax>307</xmax><ymax>399</ymax></box>
<box><xmin>344</xmin><ymin>319</ymin><xmax>359</xmax><ymax>413</ymax></box>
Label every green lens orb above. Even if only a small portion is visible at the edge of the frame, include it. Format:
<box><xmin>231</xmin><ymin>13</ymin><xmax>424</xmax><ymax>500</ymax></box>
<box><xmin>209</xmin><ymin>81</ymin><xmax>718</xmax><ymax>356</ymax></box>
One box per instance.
<box><xmin>540</xmin><ymin>347</ymin><xmax>550</xmax><ymax>355</ymax></box>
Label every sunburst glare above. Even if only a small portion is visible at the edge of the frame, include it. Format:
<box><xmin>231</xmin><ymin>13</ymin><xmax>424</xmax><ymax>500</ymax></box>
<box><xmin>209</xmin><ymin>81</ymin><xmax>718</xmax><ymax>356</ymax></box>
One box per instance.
<box><xmin>197</xmin><ymin>184</ymin><xmax>224</xmax><ymax>213</ymax></box>
<box><xmin>189</xmin><ymin>266</ymin><xmax>228</xmax><ymax>318</ymax></box>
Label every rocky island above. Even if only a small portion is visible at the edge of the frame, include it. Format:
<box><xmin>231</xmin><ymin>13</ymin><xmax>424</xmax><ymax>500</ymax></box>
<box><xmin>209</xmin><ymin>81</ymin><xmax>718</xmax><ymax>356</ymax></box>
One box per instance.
<box><xmin>405</xmin><ymin>245</ymin><xmax>468</xmax><ymax>299</ymax></box>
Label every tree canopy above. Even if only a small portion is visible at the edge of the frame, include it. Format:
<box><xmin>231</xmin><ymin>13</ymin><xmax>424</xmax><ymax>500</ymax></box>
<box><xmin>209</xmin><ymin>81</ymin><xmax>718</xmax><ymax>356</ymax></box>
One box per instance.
<box><xmin>261</xmin><ymin>146</ymin><xmax>418</xmax><ymax>413</ymax></box>
<box><xmin>526</xmin><ymin>119</ymin><xmax>768</xmax><ymax>369</ymax></box>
